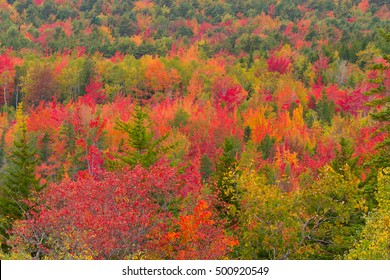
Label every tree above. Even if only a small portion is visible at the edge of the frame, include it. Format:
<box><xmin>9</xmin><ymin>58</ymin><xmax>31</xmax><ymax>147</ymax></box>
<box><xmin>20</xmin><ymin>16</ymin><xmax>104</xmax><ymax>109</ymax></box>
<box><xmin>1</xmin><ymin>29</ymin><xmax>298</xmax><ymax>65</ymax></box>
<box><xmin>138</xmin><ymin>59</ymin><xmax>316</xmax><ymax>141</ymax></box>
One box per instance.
<box><xmin>22</xmin><ymin>62</ymin><xmax>59</xmax><ymax>106</ymax></box>
<box><xmin>0</xmin><ymin>103</ymin><xmax>40</xmax><ymax>251</ymax></box>
<box><xmin>243</xmin><ymin>125</ymin><xmax>252</xmax><ymax>143</ymax></box>
<box><xmin>200</xmin><ymin>154</ymin><xmax>213</xmax><ymax>181</ymax></box>
<box><xmin>0</xmin><ymin>51</ymin><xmax>15</xmax><ymax>108</ymax></box>
<box><xmin>110</xmin><ymin>106</ymin><xmax>174</xmax><ymax>169</ymax></box>
<box><xmin>315</xmin><ymin>91</ymin><xmax>335</xmax><ymax>125</ymax></box>
<box><xmin>7</xmin><ymin>161</ymin><xmax>234</xmax><ymax>259</ymax></box>
<box><xmin>213</xmin><ymin>137</ymin><xmax>241</xmax><ymax>227</ymax></box>
<box><xmin>257</xmin><ymin>133</ymin><xmax>275</xmax><ymax>160</ymax></box>
<box><xmin>364</xmin><ymin>30</ymin><xmax>390</xmax><ymax>171</ymax></box>
<box><xmin>237</xmin><ymin>168</ymin><xmax>300</xmax><ymax>259</ymax></box>
<box><xmin>297</xmin><ymin>166</ymin><xmax>364</xmax><ymax>259</ymax></box>
<box><xmin>331</xmin><ymin>137</ymin><xmax>359</xmax><ymax>176</ymax></box>
<box><xmin>347</xmin><ymin>169</ymin><xmax>390</xmax><ymax>260</ymax></box>
<box><xmin>237</xmin><ymin>165</ymin><xmax>364</xmax><ymax>260</ymax></box>
<box><xmin>212</xmin><ymin>76</ymin><xmax>246</xmax><ymax>110</ymax></box>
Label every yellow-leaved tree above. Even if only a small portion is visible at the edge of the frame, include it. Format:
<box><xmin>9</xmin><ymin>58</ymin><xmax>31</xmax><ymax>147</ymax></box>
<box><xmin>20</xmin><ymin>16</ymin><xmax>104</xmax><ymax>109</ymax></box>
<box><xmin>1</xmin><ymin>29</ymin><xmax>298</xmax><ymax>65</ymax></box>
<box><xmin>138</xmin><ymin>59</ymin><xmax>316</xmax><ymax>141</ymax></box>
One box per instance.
<box><xmin>347</xmin><ymin>169</ymin><xmax>390</xmax><ymax>259</ymax></box>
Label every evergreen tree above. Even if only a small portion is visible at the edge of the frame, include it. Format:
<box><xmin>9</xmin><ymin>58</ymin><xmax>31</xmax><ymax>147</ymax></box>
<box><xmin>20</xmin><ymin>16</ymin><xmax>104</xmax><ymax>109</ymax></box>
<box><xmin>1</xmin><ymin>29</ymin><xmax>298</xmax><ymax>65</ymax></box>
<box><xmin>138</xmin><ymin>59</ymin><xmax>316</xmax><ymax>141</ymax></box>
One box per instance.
<box><xmin>0</xmin><ymin>104</ymin><xmax>40</xmax><ymax>251</ymax></box>
<box><xmin>365</xmin><ymin>30</ymin><xmax>390</xmax><ymax>172</ymax></box>
<box><xmin>331</xmin><ymin>138</ymin><xmax>359</xmax><ymax>176</ymax></box>
<box><xmin>200</xmin><ymin>154</ymin><xmax>213</xmax><ymax>181</ymax></box>
<box><xmin>316</xmin><ymin>91</ymin><xmax>335</xmax><ymax>126</ymax></box>
<box><xmin>111</xmin><ymin>106</ymin><xmax>174</xmax><ymax>169</ymax></box>
<box><xmin>361</xmin><ymin>30</ymin><xmax>390</xmax><ymax>211</ymax></box>
<box><xmin>257</xmin><ymin>133</ymin><xmax>275</xmax><ymax>160</ymax></box>
<box><xmin>214</xmin><ymin>137</ymin><xmax>241</xmax><ymax>226</ymax></box>
<box><xmin>243</xmin><ymin>125</ymin><xmax>252</xmax><ymax>143</ymax></box>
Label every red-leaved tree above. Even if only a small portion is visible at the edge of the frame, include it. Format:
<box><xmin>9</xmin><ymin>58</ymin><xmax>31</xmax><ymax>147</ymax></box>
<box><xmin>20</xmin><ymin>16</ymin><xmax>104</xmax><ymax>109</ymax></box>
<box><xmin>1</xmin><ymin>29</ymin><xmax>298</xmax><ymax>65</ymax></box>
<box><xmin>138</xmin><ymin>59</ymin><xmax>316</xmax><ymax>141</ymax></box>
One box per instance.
<box><xmin>9</xmin><ymin>161</ymin><xmax>236</xmax><ymax>259</ymax></box>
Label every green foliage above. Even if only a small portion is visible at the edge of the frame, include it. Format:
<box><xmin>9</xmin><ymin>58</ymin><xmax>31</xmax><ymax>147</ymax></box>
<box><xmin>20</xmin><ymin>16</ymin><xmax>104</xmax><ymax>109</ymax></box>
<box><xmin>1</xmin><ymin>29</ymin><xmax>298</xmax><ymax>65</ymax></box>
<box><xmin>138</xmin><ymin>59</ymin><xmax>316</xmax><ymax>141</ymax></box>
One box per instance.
<box><xmin>315</xmin><ymin>92</ymin><xmax>335</xmax><ymax>126</ymax></box>
<box><xmin>171</xmin><ymin>108</ymin><xmax>190</xmax><ymax>128</ymax></box>
<box><xmin>237</xmin><ymin>169</ymin><xmax>300</xmax><ymax>259</ymax></box>
<box><xmin>214</xmin><ymin>137</ymin><xmax>241</xmax><ymax>226</ymax></box>
<box><xmin>331</xmin><ymin>138</ymin><xmax>359</xmax><ymax>176</ymax></box>
<box><xmin>364</xmin><ymin>30</ymin><xmax>390</xmax><ymax>171</ymax></box>
<box><xmin>243</xmin><ymin>125</ymin><xmax>252</xmax><ymax>143</ymax></box>
<box><xmin>347</xmin><ymin>170</ymin><xmax>390</xmax><ymax>259</ymax></box>
<box><xmin>200</xmin><ymin>154</ymin><xmax>213</xmax><ymax>181</ymax></box>
<box><xmin>237</xmin><ymin>165</ymin><xmax>364</xmax><ymax>259</ymax></box>
<box><xmin>297</xmin><ymin>166</ymin><xmax>364</xmax><ymax>259</ymax></box>
<box><xmin>110</xmin><ymin>106</ymin><xmax>174</xmax><ymax>169</ymax></box>
<box><xmin>0</xmin><ymin>104</ymin><xmax>40</xmax><ymax>251</ymax></box>
<box><xmin>257</xmin><ymin>134</ymin><xmax>275</xmax><ymax>160</ymax></box>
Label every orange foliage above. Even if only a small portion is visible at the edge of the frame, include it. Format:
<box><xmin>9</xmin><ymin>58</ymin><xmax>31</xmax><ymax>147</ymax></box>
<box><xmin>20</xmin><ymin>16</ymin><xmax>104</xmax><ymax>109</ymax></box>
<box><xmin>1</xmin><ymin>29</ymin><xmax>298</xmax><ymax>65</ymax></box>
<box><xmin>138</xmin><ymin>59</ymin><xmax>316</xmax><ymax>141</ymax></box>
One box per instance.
<box><xmin>243</xmin><ymin>106</ymin><xmax>273</xmax><ymax>143</ymax></box>
<box><xmin>144</xmin><ymin>57</ymin><xmax>180</xmax><ymax>94</ymax></box>
<box><xmin>133</xmin><ymin>0</ymin><xmax>154</xmax><ymax>11</ymax></box>
<box><xmin>159</xmin><ymin>200</ymin><xmax>238</xmax><ymax>259</ymax></box>
<box><xmin>357</xmin><ymin>0</ymin><xmax>369</xmax><ymax>13</ymax></box>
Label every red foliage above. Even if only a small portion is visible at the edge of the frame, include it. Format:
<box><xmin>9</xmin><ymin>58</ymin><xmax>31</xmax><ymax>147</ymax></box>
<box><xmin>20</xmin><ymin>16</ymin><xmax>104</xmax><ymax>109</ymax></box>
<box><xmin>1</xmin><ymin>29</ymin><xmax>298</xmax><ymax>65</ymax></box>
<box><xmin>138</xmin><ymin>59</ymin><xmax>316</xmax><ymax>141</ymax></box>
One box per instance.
<box><xmin>0</xmin><ymin>51</ymin><xmax>15</xmax><ymax>106</ymax></box>
<box><xmin>269</xmin><ymin>4</ymin><xmax>275</xmax><ymax>17</ymax></box>
<box><xmin>267</xmin><ymin>55</ymin><xmax>291</xmax><ymax>74</ymax></box>
<box><xmin>82</xmin><ymin>77</ymin><xmax>106</xmax><ymax>105</ymax></box>
<box><xmin>33</xmin><ymin>0</ymin><xmax>44</xmax><ymax>5</ymax></box>
<box><xmin>337</xmin><ymin>88</ymin><xmax>369</xmax><ymax>115</ymax></box>
<box><xmin>33</xmin><ymin>20</ymin><xmax>73</xmax><ymax>47</ymax></box>
<box><xmin>212</xmin><ymin>76</ymin><xmax>246</xmax><ymax>109</ymax></box>
<box><xmin>10</xmin><ymin>161</ymin><xmax>234</xmax><ymax>259</ymax></box>
<box><xmin>314</xmin><ymin>56</ymin><xmax>330</xmax><ymax>72</ymax></box>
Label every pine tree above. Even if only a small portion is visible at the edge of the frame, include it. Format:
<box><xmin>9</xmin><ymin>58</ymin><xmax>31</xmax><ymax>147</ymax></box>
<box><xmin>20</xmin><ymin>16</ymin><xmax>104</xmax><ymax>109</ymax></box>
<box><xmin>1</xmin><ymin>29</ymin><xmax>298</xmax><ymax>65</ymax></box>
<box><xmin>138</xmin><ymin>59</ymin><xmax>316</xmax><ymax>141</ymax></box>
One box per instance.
<box><xmin>214</xmin><ymin>137</ymin><xmax>241</xmax><ymax>226</ymax></box>
<box><xmin>331</xmin><ymin>138</ymin><xmax>359</xmax><ymax>176</ymax></box>
<box><xmin>200</xmin><ymin>154</ymin><xmax>213</xmax><ymax>181</ymax></box>
<box><xmin>361</xmin><ymin>30</ymin><xmax>390</xmax><ymax>212</ymax></box>
<box><xmin>257</xmin><ymin>133</ymin><xmax>275</xmax><ymax>160</ymax></box>
<box><xmin>111</xmin><ymin>106</ymin><xmax>174</xmax><ymax>169</ymax></box>
<box><xmin>365</xmin><ymin>30</ymin><xmax>390</xmax><ymax>172</ymax></box>
<box><xmin>316</xmin><ymin>91</ymin><xmax>335</xmax><ymax>126</ymax></box>
<box><xmin>243</xmin><ymin>125</ymin><xmax>252</xmax><ymax>143</ymax></box>
<box><xmin>0</xmin><ymin>103</ymin><xmax>40</xmax><ymax>251</ymax></box>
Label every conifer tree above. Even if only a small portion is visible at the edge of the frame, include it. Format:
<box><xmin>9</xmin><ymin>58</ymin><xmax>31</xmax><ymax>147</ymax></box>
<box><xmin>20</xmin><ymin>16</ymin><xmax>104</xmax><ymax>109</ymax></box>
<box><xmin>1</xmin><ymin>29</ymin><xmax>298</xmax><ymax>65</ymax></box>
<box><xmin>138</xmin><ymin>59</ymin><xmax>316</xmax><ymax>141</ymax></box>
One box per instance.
<box><xmin>331</xmin><ymin>138</ymin><xmax>359</xmax><ymax>176</ymax></box>
<box><xmin>365</xmin><ymin>30</ymin><xmax>390</xmax><ymax>172</ymax></box>
<box><xmin>0</xmin><ymin>103</ymin><xmax>40</xmax><ymax>251</ymax></box>
<box><xmin>214</xmin><ymin>137</ymin><xmax>241</xmax><ymax>226</ymax></box>
<box><xmin>111</xmin><ymin>105</ymin><xmax>174</xmax><ymax>169</ymax></box>
<box><xmin>258</xmin><ymin>133</ymin><xmax>275</xmax><ymax>160</ymax></box>
<box><xmin>316</xmin><ymin>91</ymin><xmax>335</xmax><ymax>126</ymax></box>
<box><xmin>200</xmin><ymin>154</ymin><xmax>213</xmax><ymax>181</ymax></box>
<box><xmin>243</xmin><ymin>125</ymin><xmax>252</xmax><ymax>143</ymax></box>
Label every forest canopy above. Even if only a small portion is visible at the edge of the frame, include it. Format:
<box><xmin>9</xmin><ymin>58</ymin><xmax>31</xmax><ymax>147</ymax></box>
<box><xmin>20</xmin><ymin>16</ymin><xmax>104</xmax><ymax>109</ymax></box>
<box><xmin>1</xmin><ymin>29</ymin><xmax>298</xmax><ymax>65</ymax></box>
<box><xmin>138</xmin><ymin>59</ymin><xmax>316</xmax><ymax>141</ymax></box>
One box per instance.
<box><xmin>0</xmin><ymin>0</ymin><xmax>389</xmax><ymax>260</ymax></box>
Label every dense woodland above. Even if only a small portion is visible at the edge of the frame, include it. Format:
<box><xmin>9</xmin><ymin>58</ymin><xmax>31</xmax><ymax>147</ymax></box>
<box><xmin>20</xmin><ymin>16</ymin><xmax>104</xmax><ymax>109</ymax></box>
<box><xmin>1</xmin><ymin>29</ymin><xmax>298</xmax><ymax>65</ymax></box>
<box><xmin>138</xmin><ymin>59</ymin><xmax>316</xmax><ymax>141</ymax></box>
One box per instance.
<box><xmin>0</xmin><ymin>0</ymin><xmax>389</xmax><ymax>260</ymax></box>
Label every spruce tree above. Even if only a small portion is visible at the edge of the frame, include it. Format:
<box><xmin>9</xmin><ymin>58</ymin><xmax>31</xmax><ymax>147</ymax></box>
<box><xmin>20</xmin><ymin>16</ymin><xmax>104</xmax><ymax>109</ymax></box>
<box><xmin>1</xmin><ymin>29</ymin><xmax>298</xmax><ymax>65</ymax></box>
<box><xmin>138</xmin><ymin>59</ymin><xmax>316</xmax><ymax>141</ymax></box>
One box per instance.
<box><xmin>243</xmin><ymin>125</ymin><xmax>252</xmax><ymax>143</ymax></box>
<box><xmin>214</xmin><ymin>137</ymin><xmax>241</xmax><ymax>226</ymax></box>
<box><xmin>200</xmin><ymin>154</ymin><xmax>213</xmax><ymax>181</ymax></box>
<box><xmin>365</xmin><ymin>30</ymin><xmax>390</xmax><ymax>172</ymax></box>
<box><xmin>257</xmin><ymin>133</ymin><xmax>275</xmax><ymax>160</ymax></box>
<box><xmin>0</xmin><ymin>104</ymin><xmax>40</xmax><ymax>251</ymax></box>
<box><xmin>331</xmin><ymin>138</ymin><xmax>359</xmax><ymax>176</ymax></box>
<box><xmin>361</xmin><ymin>30</ymin><xmax>390</xmax><ymax>211</ymax></box>
<box><xmin>111</xmin><ymin>106</ymin><xmax>174</xmax><ymax>169</ymax></box>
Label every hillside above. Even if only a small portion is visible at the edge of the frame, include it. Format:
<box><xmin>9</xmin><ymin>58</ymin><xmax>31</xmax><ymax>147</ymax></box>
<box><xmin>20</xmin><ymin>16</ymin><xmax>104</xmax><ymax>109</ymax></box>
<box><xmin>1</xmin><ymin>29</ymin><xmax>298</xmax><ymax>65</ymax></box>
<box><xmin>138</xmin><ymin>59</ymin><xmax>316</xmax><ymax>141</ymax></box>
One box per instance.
<box><xmin>0</xmin><ymin>0</ymin><xmax>389</xmax><ymax>260</ymax></box>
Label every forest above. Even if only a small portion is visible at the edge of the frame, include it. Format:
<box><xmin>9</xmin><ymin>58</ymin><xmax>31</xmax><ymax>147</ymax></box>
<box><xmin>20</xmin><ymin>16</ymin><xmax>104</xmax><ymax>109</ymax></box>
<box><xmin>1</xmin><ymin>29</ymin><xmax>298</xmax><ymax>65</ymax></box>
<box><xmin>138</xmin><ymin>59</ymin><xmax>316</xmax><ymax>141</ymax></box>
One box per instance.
<box><xmin>0</xmin><ymin>0</ymin><xmax>389</xmax><ymax>260</ymax></box>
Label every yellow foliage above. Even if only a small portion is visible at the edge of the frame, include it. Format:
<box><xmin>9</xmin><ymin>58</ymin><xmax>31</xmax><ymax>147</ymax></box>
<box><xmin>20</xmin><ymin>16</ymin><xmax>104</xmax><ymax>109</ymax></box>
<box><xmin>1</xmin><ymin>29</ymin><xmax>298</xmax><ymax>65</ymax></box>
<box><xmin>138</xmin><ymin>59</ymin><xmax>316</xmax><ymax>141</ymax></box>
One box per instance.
<box><xmin>347</xmin><ymin>170</ymin><xmax>390</xmax><ymax>260</ymax></box>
